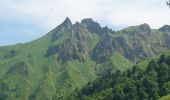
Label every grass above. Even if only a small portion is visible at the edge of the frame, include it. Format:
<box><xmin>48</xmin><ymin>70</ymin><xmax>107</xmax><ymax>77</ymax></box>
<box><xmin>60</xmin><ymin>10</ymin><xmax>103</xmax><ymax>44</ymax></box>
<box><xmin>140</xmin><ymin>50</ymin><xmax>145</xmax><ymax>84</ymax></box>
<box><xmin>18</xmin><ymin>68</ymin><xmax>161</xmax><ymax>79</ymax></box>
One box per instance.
<box><xmin>98</xmin><ymin>51</ymin><xmax>134</xmax><ymax>75</ymax></box>
<box><xmin>160</xmin><ymin>95</ymin><xmax>170</xmax><ymax>100</ymax></box>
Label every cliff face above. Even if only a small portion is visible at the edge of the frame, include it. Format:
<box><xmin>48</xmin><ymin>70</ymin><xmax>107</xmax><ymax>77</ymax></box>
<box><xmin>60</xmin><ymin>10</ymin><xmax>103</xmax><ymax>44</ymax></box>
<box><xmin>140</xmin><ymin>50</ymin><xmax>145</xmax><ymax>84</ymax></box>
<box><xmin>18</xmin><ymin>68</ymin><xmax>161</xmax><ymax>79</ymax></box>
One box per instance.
<box><xmin>112</xmin><ymin>24</ymin><xmax>170</xmax><ymax>62</ymax></box>
<box><xmin>49</xmin><ymin>19</ymin><xmax>170</xmax><ymax>63</ymax></box>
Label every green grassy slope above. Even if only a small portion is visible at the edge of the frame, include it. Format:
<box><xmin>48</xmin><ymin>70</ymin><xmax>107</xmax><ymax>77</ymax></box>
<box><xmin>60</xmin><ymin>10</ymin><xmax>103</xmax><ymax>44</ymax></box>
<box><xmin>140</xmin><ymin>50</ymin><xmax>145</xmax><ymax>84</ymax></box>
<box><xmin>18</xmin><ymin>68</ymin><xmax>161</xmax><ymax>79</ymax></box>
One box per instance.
<box><xmin>160</xmin><ymin>95</ymin><xmax>170</xmax><ymax>100</ymax></box>
<box><xmin>97</xmin><ymin>52</ymin><xmax>133</xmax><ymax>75</ymax></box>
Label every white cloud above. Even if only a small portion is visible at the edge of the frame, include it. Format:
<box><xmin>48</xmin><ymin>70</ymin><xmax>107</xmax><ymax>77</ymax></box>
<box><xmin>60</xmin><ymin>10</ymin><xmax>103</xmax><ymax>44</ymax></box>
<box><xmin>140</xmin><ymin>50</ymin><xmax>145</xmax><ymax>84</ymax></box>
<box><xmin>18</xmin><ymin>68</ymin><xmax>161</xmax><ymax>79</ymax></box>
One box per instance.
<box><xmin>107</xmin><ymin>0</ymin><xmax>170</xmax><ymax>29</ymax></box>
<box><xmin>0</xmin><ymin>0</ymin><xmax>169</xmax><ymax>33</ymax></box>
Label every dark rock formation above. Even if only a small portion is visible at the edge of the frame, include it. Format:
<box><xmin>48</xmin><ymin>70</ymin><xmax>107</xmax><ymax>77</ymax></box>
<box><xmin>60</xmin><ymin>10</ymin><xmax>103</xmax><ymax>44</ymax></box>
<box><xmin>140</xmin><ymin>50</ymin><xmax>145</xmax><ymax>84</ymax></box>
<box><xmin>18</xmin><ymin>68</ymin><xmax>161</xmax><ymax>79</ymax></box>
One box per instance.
<box><xmin>159</xmin><ymin>25</ymin><xmax>170</xmax><ymax>32</ymax></box>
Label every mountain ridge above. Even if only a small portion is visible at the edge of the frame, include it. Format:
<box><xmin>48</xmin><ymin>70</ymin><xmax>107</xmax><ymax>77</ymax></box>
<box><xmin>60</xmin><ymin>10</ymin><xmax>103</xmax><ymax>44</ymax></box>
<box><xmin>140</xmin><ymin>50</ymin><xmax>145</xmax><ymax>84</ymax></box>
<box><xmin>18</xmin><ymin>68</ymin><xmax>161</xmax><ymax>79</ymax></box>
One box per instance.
<box><xmin>0</xmin><ymin>17</ymin><xmax>170</xmax><ymax>100</ymax></box>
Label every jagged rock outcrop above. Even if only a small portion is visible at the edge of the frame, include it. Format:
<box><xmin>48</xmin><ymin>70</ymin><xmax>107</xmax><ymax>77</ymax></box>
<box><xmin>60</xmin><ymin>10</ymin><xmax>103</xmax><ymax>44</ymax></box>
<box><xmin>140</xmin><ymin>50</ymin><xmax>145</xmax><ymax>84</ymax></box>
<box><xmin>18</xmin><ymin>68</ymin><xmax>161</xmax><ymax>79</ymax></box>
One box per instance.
<box><xmin>138</xmin><ymin>23</ymin><xmax>151</xmax><ymax>35</ymax></box>
<box><xmin>81</xmin><ymin>18</ymin><xmax>102</xmax><ymax>34</ymax></box>
<box><xmin>159</xmin><ymin>25</ymin><xmax>170</xmax><ymax>32</ymax></box>
<box><xmin>91</xmin><ymin>27</ymin><xmax>114</xmax><ymax>63</ymax></box>
<box><xmin>46</xmin><ymin>18</ymin><xmax>96</xmax><ymax>62</ymax></box>
<box><xmin>47</xmin><ymin>18</ymin><xmax>170</xmax><ymax>63</ymax></box>
<box><xmin>112</xmin><ymin>24</ymin><xmax>170</xmax><ymax>62</ymax></box>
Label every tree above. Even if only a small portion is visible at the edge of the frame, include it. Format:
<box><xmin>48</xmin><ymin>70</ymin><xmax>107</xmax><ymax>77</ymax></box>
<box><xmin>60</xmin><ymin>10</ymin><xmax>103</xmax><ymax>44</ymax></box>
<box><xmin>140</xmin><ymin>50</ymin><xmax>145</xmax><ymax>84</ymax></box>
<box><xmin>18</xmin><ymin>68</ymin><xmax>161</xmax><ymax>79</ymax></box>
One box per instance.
<box><xmin>0</xmin><ymin>83</ymin><xmax>9</xmax><ymax>100</ymax></box>
<box><xmin>166</xmin><ymin>56</ymin><xmax>170</xmax><ymax>66</ymax></box>
<box><xmin>112</xmin><ymin>85</ymin><xmax>125</xmax><ymax>100</ymax></box>
<box><xmin>142</xmin><ymin>72</ymin><xmax>159</xmax><ymax>99</ymax></box>
<box><xmin>158</xmin><ymin>54</ymin><xmax>167</xmax><ymax>64</ymax></box>
<box><xmin>158</xmin><ymin>63</ymin><xmax>169</xmax><ymax>92</ymax></box>
<box><xmin>132</xmin><ymin>66</ymin><xmax>142</xmax><ymax>79</ymax></box>
<box><xmin>124</xmin><ymin>80</ymin><xmax>138</xmax><ymax>100</ymax></box>
<box><xmin>162</xmin><ymin>81</ymin><xmax>170</xmax><ymax>96</ymax></box>
<box><xmin>136</xmin><ymin>80</ymin><xmax>148</xmax><ymax>100</ymax></box>
<box><xmin>145</xmin><ymin>60</ymin><xmax>159</xmax><ymax>73</ymax></box>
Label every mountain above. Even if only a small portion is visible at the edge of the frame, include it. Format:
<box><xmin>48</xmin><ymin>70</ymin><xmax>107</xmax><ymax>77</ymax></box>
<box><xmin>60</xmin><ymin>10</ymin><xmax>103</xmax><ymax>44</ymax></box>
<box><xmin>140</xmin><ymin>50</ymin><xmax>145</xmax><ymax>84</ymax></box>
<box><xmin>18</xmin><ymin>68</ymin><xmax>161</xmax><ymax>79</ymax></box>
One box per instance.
<box><xmin>0</xmin><ymin>18</ymin><xmax>170</xmax><ymax>100</ymax></box>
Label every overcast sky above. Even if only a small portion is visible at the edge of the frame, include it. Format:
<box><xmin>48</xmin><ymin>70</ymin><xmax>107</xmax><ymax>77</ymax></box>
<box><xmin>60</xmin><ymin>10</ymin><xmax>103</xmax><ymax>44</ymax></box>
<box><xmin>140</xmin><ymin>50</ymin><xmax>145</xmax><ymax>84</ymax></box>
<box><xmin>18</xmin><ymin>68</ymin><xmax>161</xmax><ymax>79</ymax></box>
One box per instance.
<box><xmin>0</xmin><ymin>0</ymin><xmax>170</xmax><ymax>46</ymax></box>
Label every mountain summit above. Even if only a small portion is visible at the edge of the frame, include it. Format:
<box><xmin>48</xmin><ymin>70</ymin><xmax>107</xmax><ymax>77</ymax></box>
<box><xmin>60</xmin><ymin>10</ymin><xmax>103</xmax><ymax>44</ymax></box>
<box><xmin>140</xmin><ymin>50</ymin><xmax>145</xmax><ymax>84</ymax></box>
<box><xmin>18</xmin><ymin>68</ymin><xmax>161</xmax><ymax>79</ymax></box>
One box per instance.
<box><xmin>61</xmin><ymin>17</ymin><xmax>72</xmax><ymax>28</ymax></box>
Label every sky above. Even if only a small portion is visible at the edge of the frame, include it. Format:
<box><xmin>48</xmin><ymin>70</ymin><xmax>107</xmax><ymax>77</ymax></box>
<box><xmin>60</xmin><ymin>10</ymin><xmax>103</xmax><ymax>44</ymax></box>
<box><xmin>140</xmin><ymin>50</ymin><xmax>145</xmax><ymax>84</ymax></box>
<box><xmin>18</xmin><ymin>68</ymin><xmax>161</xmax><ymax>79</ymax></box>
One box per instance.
<box><xmin>0</xmin><ymin>0</ymin><xmax>170</xmax><ymax>46</ymax></box>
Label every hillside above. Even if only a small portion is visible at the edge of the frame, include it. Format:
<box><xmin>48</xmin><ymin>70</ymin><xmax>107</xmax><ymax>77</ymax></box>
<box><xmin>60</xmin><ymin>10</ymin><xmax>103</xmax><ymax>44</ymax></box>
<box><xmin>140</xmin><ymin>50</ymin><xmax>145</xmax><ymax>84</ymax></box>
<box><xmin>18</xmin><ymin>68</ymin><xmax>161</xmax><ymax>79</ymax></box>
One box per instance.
<box><xmin>0</xmin><ymin>18</ymin><xmax>170</xmax><ymax>100</ymax></box>
<box><xmin>67</xmin><ymin>52</ymin><xmax>170</xmax><ymax>100</ymax></box>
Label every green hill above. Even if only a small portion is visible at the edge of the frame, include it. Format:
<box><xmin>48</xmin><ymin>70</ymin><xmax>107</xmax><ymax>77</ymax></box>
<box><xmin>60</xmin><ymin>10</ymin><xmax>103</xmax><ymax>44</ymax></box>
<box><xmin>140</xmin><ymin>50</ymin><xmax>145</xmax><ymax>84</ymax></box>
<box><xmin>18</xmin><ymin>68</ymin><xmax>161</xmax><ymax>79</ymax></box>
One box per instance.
<box><xmin>0</xmin><ymin>18</ymin><xmax>170</xmax><ymax>100</ymax></box>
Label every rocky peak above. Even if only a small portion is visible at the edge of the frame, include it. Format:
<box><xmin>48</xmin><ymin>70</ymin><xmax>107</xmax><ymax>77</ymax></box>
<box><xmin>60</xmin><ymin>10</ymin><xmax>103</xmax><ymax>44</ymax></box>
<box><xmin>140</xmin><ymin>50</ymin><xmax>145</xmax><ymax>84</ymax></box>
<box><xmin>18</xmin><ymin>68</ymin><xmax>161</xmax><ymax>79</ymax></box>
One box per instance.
<box><xmin>61</xmin><ymin>17</ymin><xmax>72</xmax><ymax>29</ymax></box>
<box><xmin>81</xmin><ymin>18</ymin><xmax>94</xmax><ymax>23</ymax></box>
<box><xmin>159</xmin><ymin>25</ymin><xmax>170</xmax><ymax>32</ymax></box>
<box><xmin>81</xmin><ymin>18</ymin><xmax>102</xmax><ymax>34</ymax></box>
<box><xmin>138</xmin><ymin>23</ymin><xmax>151</xmax><ymax>34</ymax></box>
<box><xmin>102</xmin><ymin>26</ymin><xmax>113</xmax><ymax>33</ymax></box>
<box><xmin>51</xmin><ymin>17</ymin><xmax>72</xmax><ymax>42</ymax></box>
